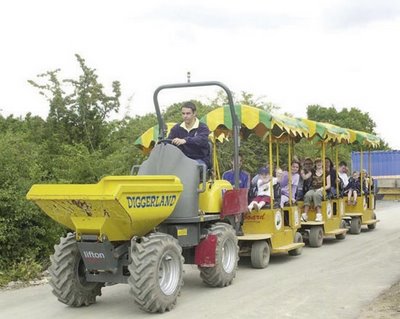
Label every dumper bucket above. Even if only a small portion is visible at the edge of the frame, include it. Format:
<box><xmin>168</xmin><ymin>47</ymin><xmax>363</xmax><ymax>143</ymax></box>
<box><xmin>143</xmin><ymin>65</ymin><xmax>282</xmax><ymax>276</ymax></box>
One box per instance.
<box><xmin>27</xmin><ymin>175</ymin><xmax>183</xmax><ymax>241</ymax></box>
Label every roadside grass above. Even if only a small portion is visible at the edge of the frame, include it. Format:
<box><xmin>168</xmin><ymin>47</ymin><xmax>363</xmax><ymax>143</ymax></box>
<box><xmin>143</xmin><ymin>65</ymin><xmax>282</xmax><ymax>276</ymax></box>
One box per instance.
<box><xmin>0</xmin><ymin>257</ymin><xmax>44</xmax><ymax>288</ymax></box>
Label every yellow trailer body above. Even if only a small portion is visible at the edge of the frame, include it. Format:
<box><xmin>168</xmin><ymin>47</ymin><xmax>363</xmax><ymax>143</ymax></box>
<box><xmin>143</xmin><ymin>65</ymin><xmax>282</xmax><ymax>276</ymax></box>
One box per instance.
<box><xmin>242</xmin><ymin>208</ymin><xmax>302</xmax><ymax>251</ymax></box>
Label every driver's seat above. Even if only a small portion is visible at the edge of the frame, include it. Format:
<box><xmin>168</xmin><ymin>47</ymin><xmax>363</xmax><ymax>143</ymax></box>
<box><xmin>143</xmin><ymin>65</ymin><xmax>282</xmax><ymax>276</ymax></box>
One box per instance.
<box><xmin>138</xmin><ymin>143</ymin><xmax>202</xmax><ymax>220</ymax></box>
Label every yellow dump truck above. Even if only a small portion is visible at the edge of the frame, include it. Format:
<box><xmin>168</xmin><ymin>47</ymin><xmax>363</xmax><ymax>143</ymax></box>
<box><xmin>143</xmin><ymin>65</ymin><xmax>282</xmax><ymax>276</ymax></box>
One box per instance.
<box><xmin>27</xmin><ymin>81</ymin><xmax>246</xmax><ymax>313</ymax></box>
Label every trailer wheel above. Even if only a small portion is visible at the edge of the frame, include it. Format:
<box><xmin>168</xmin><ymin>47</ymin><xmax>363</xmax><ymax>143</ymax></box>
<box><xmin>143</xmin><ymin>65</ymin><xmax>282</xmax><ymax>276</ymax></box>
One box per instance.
<box><xmin>129</xmin><ymin>232</ymin><xmax>183</xmax><ymax>313</ymax></box>
<box><xmin>350</xmin><ymin>216</ymin><xmax>362</xmax><ymax>234</ymax></box>
<box><xmin>289</xmin><ymin>232</ymin><xmax>303</xmax><ymax>256</ymax></box>
<box><xmin>251</xmin><ymin>241</ymin><xmax>270</xmax><ymax>268</ymax></box>
<box><xmin>309</xmin><ymin>226</ymin><xmax>324</xmax><ymax>247</ymax></box>
<box><xmin>335</xmin><ymin>220</ymin><xmax>347</xmax><ymax>240</ymax></box>
<box><xmin>48</xmin><ymin>233</ymin><xmax>103</xmax><ymax>307</ymax></box>
<box><xmin>199</xmin><ymin>222</ymin><xmax>239</xmax><ymax>287</ymax></box>
<box><xmin>368</xmin><ymin>213</ymin><xmax>377</xmax><ymax>230</ymax></box>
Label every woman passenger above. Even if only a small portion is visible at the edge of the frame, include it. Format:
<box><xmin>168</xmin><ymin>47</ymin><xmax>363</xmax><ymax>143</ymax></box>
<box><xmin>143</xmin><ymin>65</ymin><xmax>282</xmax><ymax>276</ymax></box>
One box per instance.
<box><xmin>325</xmin><ymin>157</ymin><xmax>337</xmax><ymax>197</ymax></box>
<box><xmin>280</xmin><ymin>160</ymin><xmax>300</xmax><ymax>207</ymax></box>
<box><xmin>301</xmin><ymin>158</ymin><xmax>331</xmax><ymax>222</ymax></box>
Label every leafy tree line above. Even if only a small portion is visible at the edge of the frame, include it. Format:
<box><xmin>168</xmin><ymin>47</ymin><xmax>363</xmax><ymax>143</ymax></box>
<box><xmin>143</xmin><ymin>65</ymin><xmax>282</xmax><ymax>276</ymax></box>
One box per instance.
<box><xmin>0</xmin><ymin>55</ymin><xmax>385</xmax><ymax>285</ymax></box>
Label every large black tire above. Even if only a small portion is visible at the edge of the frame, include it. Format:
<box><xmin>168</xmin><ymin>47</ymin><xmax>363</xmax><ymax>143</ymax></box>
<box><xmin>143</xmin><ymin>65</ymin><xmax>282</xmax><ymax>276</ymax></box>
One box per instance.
<box><xmin>251</xmin><ymin>241</ymin><xmax>270</xmax><ymax>268</ymax></box>
<box><xmin>309</xmin><ymin>226</ymin><xmax>324</xmax><ymax>247</ymax></box>
<box><xmin>336</xmin><ymin>220</ymin><xmax>347</xmax><ymax>240</ymax></box>
<box><xmin>199</xmin><ymin>222</ymin><xmax>239</xmax><ymax>287</ymax></box>
<box><xmin>129</xmin><ymin>232</ymin><xmax>184</xmax><ymax>313</ymax></box>
<box><xmin>48</xmin><ymin>233</ymin><xmax>103</xmax><ymax>307</ymax></box>
<box><xmin>350</xmin><ymin>216</ymin><xmax>362</xmax><ymax>234</ymax></box>
<box><xmin>368</xmin><ymin>213</ymin><xmax>377</xmax><ymax>230</ymax></box>
<box><xmin>289</xmin><ymin>232</ymin><xmax>303</xmax><ymax>256</ymax></box>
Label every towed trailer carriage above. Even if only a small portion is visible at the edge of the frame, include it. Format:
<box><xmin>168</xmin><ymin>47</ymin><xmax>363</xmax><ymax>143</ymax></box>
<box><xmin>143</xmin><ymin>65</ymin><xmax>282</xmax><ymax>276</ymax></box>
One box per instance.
<box><xmin>296</xmin><ymin>120</ymin><xmax>349</xmax><ymax>247</ymax></box>
<box><xmin>201</xmin><ymin>105</ymin><xmax>306</xmax><ymax>268</ymax></box>
<box><xmin>343</xmin><ymin>129</ymin><xmax>380</xmax><ymax>234</ymax></box>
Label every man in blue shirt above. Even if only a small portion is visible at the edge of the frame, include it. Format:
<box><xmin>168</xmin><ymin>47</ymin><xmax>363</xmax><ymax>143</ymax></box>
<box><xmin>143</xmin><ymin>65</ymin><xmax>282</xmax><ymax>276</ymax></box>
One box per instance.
<box><xmin>168</xmin><ymin>101</ymin><xmax>211</xmax><ymax>167</ymax></box>
<box><xmin>222</xmin><ymin>154</ymin><xmax>251</xmax><ymax>189</ymax></box>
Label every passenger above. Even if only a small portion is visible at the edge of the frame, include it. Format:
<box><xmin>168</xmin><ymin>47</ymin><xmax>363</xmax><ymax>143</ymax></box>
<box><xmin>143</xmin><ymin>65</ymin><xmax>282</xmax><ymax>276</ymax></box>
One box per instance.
<box><xmin>298</xmin><ymin>157</ymin><xmax>313</xmax><ymax>200</ymax></box>
<box><xmin>337</xmin><ymin>160</ymin><xmax>349</xmax><ymax>192</ymax></box>
<box><xmin>222</xmin><ymin>154</ymin><xmax>251</xmax><ymax>189</ymax></box>
<box><xmin>167</xmin><ymin>101</ymin><xmax>211</xmax><ymax>167</ymax></box>
<box><xmin>274</xmin><ymin>167</ymin><xmax>283</xmax><ymax>207</ymax></box>
<box><xmin>361</xmin><ymin>169</ymin><xmax>374</xmax><ymax>194</ymax></box>
<box><xmin>325</xmin><ymin>157</ymin><xmax>337</xmax><ymax>197</ymax></box>
<box><xmin>275</xmin><ymin>167</ymin><xmax>283</xmax><ymax>183</ymax></box>
<box><xmin>251</xmin><ymin>161</ymin><xmax>269</xmax><ymax>187</ymax></box>
<box><xmin>248</xmin><ymin>167</ymin><xmax>277</xmax><ymax>212</ymax></box>
<box><xmin>347</xmin><ymin>171</ymin><xmax>361</xmax><ymax>205</ymax></box>
<box><xmin>280</xmin><ymin>160</ymin><xmax>300</xmax><ymax>207</ymax></box>
<box><xmin>301</xmin><ymin>158</ymin><xmax>331</xmax><ymax>222</ymax></box>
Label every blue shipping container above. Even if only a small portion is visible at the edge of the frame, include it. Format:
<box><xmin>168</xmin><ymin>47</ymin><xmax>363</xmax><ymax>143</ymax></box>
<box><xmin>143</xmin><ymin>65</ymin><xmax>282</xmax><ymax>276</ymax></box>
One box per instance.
<box><xmin>351</xmin><ymin>150</ymin><xmax>400</xmax><ymax>177</ymax></box>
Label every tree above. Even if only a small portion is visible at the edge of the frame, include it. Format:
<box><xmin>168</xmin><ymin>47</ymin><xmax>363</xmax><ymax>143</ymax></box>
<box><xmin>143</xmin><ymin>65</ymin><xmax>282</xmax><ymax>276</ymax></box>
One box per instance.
<box><xmin>238</xmin><ymin>91</ymin><xmax>280</xmax><ymax>113</ymax></box>
<box><xmin>208</xmin><ymin>90</ymin><xmax>280</xmax><ymax>114</ymax></box>
<box><xmin>307</xmin><ymin>104</ymin><xmax>388</xmax><ymax>150</ymax></box>
<box><xmin>28</xmin><ymin>54</ymin><xmax>121</xmax><ymax>152</ymax></box>
<box><xmin>307</xmin><ymin>105</ymin><xmax>376</xmax><ymax>134</ymax></box>
<box><xmin>0</xmin><ymin>131</ymin><xmax>64</xmax><ymax>274</ymax></box>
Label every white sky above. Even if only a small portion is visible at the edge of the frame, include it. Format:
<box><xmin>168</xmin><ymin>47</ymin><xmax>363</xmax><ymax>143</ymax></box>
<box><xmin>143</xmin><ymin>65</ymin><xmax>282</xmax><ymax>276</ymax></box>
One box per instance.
<box><xmin>1</xmin><ymin>0</ymin><xmax>400</xmax><ymax>148</ymax></box>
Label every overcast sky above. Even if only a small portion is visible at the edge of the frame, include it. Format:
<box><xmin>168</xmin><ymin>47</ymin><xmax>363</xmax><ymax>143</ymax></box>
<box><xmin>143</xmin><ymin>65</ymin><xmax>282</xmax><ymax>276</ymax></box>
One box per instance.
<box><xmin>1</xmin><ymin>0</ymin><xmax>400</xmax><ymax>148</ymax></box>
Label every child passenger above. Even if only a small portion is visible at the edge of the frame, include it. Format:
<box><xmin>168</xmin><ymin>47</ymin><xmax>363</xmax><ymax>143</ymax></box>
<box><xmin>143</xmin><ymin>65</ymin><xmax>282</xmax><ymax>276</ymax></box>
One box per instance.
<box><xmin>248</xmin><ymin>167</ymin><xmax>277</xmax><ymax>212</ymax></box>
<box><xmin>347</xmin><ymin>171</ymin><xmax>361</xmax><ymax>205</ymax></box>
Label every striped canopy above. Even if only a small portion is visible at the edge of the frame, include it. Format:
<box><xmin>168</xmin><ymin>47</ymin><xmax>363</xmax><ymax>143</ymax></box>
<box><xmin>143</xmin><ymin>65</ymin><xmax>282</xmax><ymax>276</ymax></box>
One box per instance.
<box><xmin>134</xmin><ymin>122</ymin><xmax>176</xmax><ymax>154</ymax></box>
<box><xmin>302</xmin><ymin>119</ymin><xmax>351</xmax><ymax>143</ymax></box>
<box><xmin>349</xmin><ymin>129</ymin><xmax>381</xmax><ymax>148</ymax></box>
<box><xmin>134</xmin><ymin>108</ymin><xmax>380</xmax><ymax>153</ymax></box>
<box><xmin>201</xmin><ymin>104</ymin><xmax>308</xmax><ymax>140</ymax></box>
<box><xmin>270</xmin><ymin>113</ymin><xmax>309</xmax><ymax>140</ymax></box>
<box><xmin>201</xmin><ymin>104</ymin><xmax>270</xmax><ymax>139</ymax></box>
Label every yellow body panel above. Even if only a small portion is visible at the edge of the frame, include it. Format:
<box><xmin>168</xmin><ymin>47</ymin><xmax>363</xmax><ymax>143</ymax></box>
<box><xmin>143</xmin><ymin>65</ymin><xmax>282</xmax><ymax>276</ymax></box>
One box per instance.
<box><xmin>27</xmin><ymin>176</ymin><xmax>183</xmax><ymax>241</ymax></box>
<box><xmin>345</xmin><ymin>194</ymin><xmax>376</xmax><ymax>224</ymax></box>
<box><xmin>298</xmin><ymin>199</ymin><xmax>346</xmax><ymax>235</ymax></box>
<box><xmin>199</xmin><ymin>180</ymin><xmax>233</xmax><ymax>213</ymax></box>
<box><xmin>242</xmin><ymin>208</ymin><xmax>298</xmax><ymax>249</ymax></box>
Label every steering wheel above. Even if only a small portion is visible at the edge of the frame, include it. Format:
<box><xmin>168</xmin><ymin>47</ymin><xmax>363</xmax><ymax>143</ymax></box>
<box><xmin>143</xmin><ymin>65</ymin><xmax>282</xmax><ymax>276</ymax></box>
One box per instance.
<box><xmin>157</xmin><ymin>138</ymin><xmax>173</xmax><ymax>145</ymax></box>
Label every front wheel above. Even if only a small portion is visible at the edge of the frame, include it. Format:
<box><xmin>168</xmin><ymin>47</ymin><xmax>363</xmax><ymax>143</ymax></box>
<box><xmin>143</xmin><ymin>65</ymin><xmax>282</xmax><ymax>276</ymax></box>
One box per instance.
<box><xmin>309</xmin><ymin>226</ymin><xmax>324</xmax><ymax>247</ymax></box>
<box><xmin>129</xmin><ymin>233</ymin><xmax>184</xmax><ymax>313</ymax></box>
<box><xmin>350</xmin><ymin>216</ymin><xmax>362</xmax><ymax>234</ymax></box>
<box><xmin>289</xmin><ymin>232</ymin><xmax>303</xmax><ymax>256</ymax></box>
<box><xmin>336</xmin><ymin>220</ymin><xmax>347</xmax><ymax>240</ymax></box>
<box><xmin>368</xmin><ymin>213</ymin><xmax>377</xmax><ymax>230</ymax></box>
<box><xmin>48</xmin><ymin>233</ymin><xmax>103</xmax><ymax>307</ymax></box>
<box><xmin>199</xmin><ymin>222</ymin><xmax>239</xmax><ymax>287</ymax></box>
<box><xmin>251</xmin><ymin>240</ymin><xmax>270</xmax><ymax>268</ymax></box>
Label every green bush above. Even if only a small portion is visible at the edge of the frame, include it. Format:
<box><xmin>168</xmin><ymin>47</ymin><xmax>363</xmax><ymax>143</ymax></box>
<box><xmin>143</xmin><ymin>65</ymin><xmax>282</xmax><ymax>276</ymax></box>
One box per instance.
<box><xmin>0</xmin><ymin>257</ymin><xmax>44</xmax><ymax>287</ymax></box>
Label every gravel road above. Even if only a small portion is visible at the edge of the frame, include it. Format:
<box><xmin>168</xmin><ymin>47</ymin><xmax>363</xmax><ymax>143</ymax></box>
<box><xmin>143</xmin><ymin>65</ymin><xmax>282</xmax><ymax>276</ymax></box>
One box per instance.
<box><xmin>1</xmin><ymin>201</ymin><xmax>399</xmax><ymax>319</ymax></box>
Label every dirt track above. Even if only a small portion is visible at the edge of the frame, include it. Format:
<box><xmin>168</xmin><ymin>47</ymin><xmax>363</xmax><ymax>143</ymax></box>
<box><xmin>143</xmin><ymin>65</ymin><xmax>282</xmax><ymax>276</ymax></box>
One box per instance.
<box><xmin>1</xmin><ymin>201</ymin><xmax>400</xmax><ymax>319</ymax></box>
<box><xmin>359</xmin><ymin>280</ymin><xmax>400</xmax><ymax>318</ymax></box>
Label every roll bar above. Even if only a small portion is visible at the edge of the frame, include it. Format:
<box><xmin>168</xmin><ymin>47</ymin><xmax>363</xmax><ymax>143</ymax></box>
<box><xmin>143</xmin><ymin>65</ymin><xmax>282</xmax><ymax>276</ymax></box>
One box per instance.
<box><xmin>153</xmin><ymin>81</ymin><xmax>242</xmax><ymax>188</ymax></box>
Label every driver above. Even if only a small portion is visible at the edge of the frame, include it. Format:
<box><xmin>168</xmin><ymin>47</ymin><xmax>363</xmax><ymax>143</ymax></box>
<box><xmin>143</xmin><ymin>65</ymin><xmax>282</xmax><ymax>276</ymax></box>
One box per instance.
<box><xmin>167</xmin><ymin>101</ymin><xmax>211</xmax><ymax>167</ymax></box>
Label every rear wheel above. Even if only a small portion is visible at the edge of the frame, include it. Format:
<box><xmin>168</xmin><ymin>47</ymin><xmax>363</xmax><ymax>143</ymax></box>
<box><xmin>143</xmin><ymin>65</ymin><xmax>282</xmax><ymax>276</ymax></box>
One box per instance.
<box><xmin>335</xmin><ymin>220</ymin><xmax>347</xmax><ymax>240</ymax></box>
<box><xmin>289</xmin><ymin>232</ymin><xmax>303</xmax><ymax>256</ymax></box>
<box><xmin>368</xmin><ymin>213</ymin><xmax>377</xmax><ymax>230</ymax></box>
<box><xmin>251</xmin><ymin>241</ymin><xmax>270</xmax><ymax>268</ymax></box>
<box><xmin>48</xmin><ymin>233</ymin><xmax>103</xmax><ymax>307</ymax></box>
<box><xmin>129</xmin><ymin>232</ymin><xmax>184</xmax><ymax>313</ymax></box>
<box><xmin>350</xmin><ymin>216</ymin><xmax>362</xmax><ymax>234</ymax></box>
<box><xmin>309</xmin><ymin>226</ymin><xmax>324</xmax><ymax>247</ymax></box>
<box><xmin>199</xmin><ymin>222</ymin><xmax>239</xmax><ymax>287</ymax></box>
